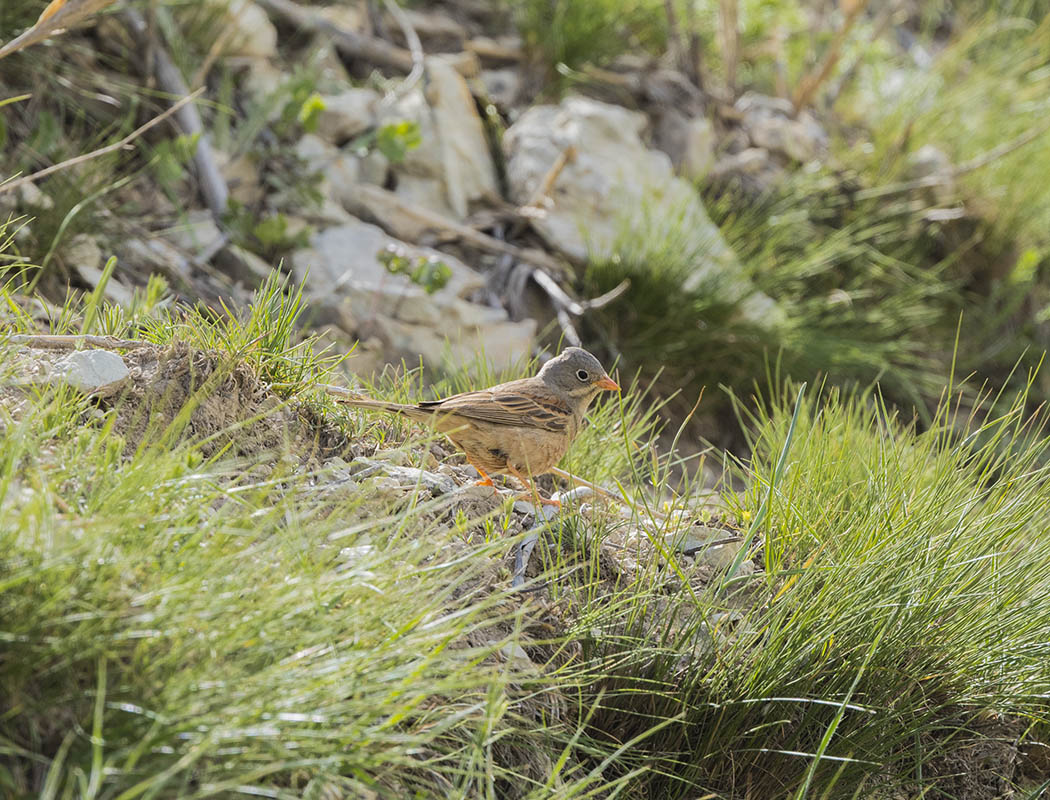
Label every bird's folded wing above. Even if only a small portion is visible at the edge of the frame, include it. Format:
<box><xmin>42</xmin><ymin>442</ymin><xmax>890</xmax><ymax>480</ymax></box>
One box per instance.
<box><xmin>419</xmin><ymin>389</ymin><xmax>571</xmax><ymax>432</ymax></box>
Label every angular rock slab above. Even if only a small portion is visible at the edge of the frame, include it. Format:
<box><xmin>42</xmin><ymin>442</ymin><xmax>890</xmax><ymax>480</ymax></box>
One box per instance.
<box><xmin>503</xmin><ymin>96</ymin><xmax>782</xmax><ymax>323</ymax></box>
<box><xmin>291</xmin><ymin>219</ymin><xmax>534</xmax><ymax>371</ymax></box>
<box><xmin>376</xmin><ymin>54</ymin><xmax>499</xmax><ymax>219</ymax></box>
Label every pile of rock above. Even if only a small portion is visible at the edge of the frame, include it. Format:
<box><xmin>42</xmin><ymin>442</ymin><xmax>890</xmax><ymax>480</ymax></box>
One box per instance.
<box><xmin>18</xmin><ymin>0</ymin><xmax>841</xmax><ymax>373</ymax></box>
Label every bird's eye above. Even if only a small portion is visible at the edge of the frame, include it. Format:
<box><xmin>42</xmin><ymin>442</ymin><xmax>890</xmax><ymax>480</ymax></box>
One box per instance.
<box><xmin>576</xmin><ymin>369</ymin><xmax>589</xmax><ymax>381</ymax></box>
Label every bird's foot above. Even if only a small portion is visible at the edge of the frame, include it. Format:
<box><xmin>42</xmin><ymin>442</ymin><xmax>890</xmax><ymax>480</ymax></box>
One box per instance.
<box><xmin>474</xmin><ymin>477</ymin><xmax>495</xmax><ymax>487</ymax></box>
<box><xmin>516</xmin><ymin>492</ymin><xmax>561</xmax><ymax>508</ymax></box>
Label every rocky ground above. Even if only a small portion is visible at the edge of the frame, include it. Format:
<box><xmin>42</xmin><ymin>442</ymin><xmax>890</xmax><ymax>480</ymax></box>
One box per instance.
<box><xmin>1</xmin><ymin>0</ymin><xmax>846</xmax><ymax>376</ymax></box>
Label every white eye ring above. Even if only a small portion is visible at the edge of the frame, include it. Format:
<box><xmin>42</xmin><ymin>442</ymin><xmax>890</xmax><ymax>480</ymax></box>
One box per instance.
<box><xmin>576</xmin><ymin>369</ymin><xmax>589</xmax><ymax>381</ymax></box>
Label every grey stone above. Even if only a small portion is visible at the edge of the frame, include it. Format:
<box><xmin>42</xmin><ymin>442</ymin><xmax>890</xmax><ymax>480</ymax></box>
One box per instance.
<box><xmin>665</xmin><ymin>525</ymin><xmax>741</xmax><ymax>556</ymax></box>
<box><xmin>217</xmin><ymin>0</ymin><xmax>277</xmax><ymax>58</ymax></box>
<box><xmin>50</xmin><ymin>349</ymin><xmax>130</xmax><ymax>396</ymax></box>
<box><xmin>358</xmin><ymin>149</ymin><xmax>390</xmax><ymax>186</ymax></box>
<box><xmin>316</xmin><ymin>88</ymin><xmax>380</xmax><ymax>144</ymax></box>
<box><xmin>480</xmin><ymin>68</ymin><xmax>521</xmax><ymax>109</ymax></box>
<box><xmin>216</xmin><ymin>244</ymin><xmax>275</xmax><ymax>286</ymax></box>
<box><xmin>655</xmin><ymin>111</ymin><xmax>715</xmax><ymax>181</ymax></box>
<box><xmin>116</xmin><ymin>238</ymin><xmax>194</xmax><ymax>284</ymax></box>
<box><xmin>166</xmin><ymin>210</ymin><xmax>224</xmax><ymax>257</ymax></box>
<box><xmin>551</xmin><ymin>486</ymin><xmax>594</xmax><ymax>506</ymax></box>
<box><xmin>499</xmin><ymin>642</ymin><xmax>535</xmax><ymax>668</ymax></box>
<box><xmin>290</xmin><ymin>219</ymin><xmax>534</xmax><ymax>370</ymax></box>
<box><xmin>350</xmin><ymin>457</ymin><xmax>457</xmax><ymax>495</ymax></box>
<box><xmin>295</xmin><ymin>134</ymin><xmax>362</xmax><ymax>210</ymax></box>
<box><xmin>503</xmin><ymin>96</ymin><xmax>780</xmax><ymax>324</ymax></box>
<box><xmin>736</xmin><ymin>92</ymin><xmax>828</xmax><ymax>163</ymax></box>
<box><xmin>376</xmin><ymin>54</ymin><xmax>498</xmax><ymax>219</ymax></box>
<box><xmin>65</xmin><ymin>234</ymin><xmax>103</xmax><ymax>272</ymax></box>
<box><xmin>17</xmin><ymin>181</ymin><xmax>52</xmax><ymax>211</ymax></box>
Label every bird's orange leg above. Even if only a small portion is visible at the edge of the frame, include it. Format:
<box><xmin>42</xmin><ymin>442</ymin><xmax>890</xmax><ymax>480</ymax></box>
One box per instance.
<box><xmin>506</xmin><ymin>465</ymin><xmax>561</xmax><ymax>508</ymax></box>
<box><xmin>464</xmin><ymin>455</ymin><xmax>496</xmax><ymax>488</ymax></box>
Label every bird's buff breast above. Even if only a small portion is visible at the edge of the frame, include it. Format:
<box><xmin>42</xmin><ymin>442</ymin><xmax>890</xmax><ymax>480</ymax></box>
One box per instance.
<box><xmin>439</xmin><ymin>419</ymin><xmax>573</xmax><ymax>477</ymax></box>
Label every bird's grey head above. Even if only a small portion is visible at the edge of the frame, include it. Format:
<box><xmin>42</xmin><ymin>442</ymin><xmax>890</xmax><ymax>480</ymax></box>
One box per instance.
<box><xmin>538</xmin><ymin>347</ymin><xmax>619</xmax><ymax>403</ymax></box>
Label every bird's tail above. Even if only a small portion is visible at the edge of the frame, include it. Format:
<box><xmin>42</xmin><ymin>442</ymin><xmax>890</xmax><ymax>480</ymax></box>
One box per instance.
<box><xmin>323</xmin><ymin>385</ymin><xmax>433</xmax><ymax>422</ymax></box>
<box><xmin>337</xmin><ymin>397</ymin><xmax>418</xmax><ymax>415</ymax></box>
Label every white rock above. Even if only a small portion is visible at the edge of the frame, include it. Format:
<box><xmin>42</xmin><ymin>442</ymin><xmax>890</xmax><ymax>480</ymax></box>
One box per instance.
<box><xmin>65</xmin><ymin>234</ymin><xmax>103</xmax><ymax>273</ymax></box>
<box><xmin>219</xmin><ymin>0</ymin><xmax>278</xmax><ymax>59</ymax></box>
<box><xmin>241</xmin><ymin>59</ymin><xmax>286</xmax><ymax>103</ymax></box>
<box><xmin>216</xmin><ymin>244</ymin><xmax>274</xmax><ymax>285</ymax></box>
<box><xmin>18</xmin><ymin>181</ymin><xmax>53</xmax><ymax>210</ymax></box>
<box><xmin>50</xmin><ymin>350</ymin><xmax>130</xmax><ymax>396</ymax></box>
<box><xmin>480</xmin><ymin>68</ymin><xmax>521</xmax><ymax>109</ymax></box>
<box><xmin>428</xmin><ymin>55</ymin><xmax>499</xmax><ymax>216</ymax></box>
<box><xmin>655</xmin><ymin>112</ymin><xmax>715</xmax><ymax>181</ymax></box>
<box><xmin>166</xmin><ymin>210</ymin><xmax>224</xmax><ymax>257</ymax></box>
<box><xmin>292</xmin><ymin>220</ymin><xmax>534</xmax><ymax>370</ymax></box>
<box><xmin>295</xmin><ymin>134</ymin><xmax>361</xmax><ymax>209</ymax></box>
<box><xmin>680</xmin><ymin>117</ymin><xmax>716</xmax><ymax>181</ymax></box>
<box><xmin>503</xmin><ymin>97</ymin><xmax>777</xmax><ymax>320</ymax></box>
<box><xmin>376</xmin><ymin>55</ymin><xmax>499</xmax><ymax>219</ymax></box>
<box><xmin>551</xmin><ymin>486</ymin><xmax>594</xmax><ymax>506</ymax></box>
<box><xmin>75</xmin><ymin>264</ymin><xmax>134</xmax><ymax>306</ymax></box>
<box><xmin>117</xmin><ymin>238</ymin><xmax>194</xmax><ymax>284</ymax></box>
<box><xmin>358</xmin><ymin>149</ymin><xmax>390</xmax><ymax>185</ymax></box>
<box><xmin>513</xmin><ymin>500</ymin><xmax>536</xmax><ymax>515</ymax></box>
<box><xmin>390</xmin><ymin>175</ymin><xmax>458</xmax><ymax>220</ymax></box>
<box><xmin>316</xmin><ymin>88</ymin><xmax>380</xmax><ymax>144</ymax></box>
<box><xmin>350</xmin><ymin>457</ymin><xmax>457</xmax><ymax>495</ymax></box>
<box><xmin>736</xmin><ymin>92</ymin><xmax>828</xmax><ymax>163</ymax></box>
<box><xmin>294</xmin><ymin>218</ymin><xmax>483</xmax><ymax>299</ymax></box>
<box><xmin>499</xmin><ymin>642</ymin><xmax>535</xmax><ymax>669</ymax></box>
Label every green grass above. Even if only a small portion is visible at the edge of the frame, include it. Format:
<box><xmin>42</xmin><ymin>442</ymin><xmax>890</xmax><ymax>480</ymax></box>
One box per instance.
<box><xmin>512</xmin><ymin>0</ymin><xmax>668</xmax><ymax>82</ymax></box>
<box><xmin>582</xmin><ymin>167</ymin><xmax>959</xmax><ymax>439</ymax></box>
<box><xmin>4</xmin><ymin>261</ymin><xmax>1050</xmax><ymax>797</ymax></box>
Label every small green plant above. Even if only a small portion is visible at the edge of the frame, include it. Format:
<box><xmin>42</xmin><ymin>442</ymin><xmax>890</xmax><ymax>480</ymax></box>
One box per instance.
<box><xmin>513</xmin><ymin>0</ymin><xmax>668</xmax><ymax>79</ymax></box>
<box><xmin>224</xmin><ymin>202</ymin><xmax>312</xmax><ymax>261</ymax></box>
<box><xmin>349</xmin><ymin>120</ymin><xmax>422</xmax><ymax>164</ymax></box>
<box><xmin>377</xmin><ymin>244</ymin><xmax>452</xmax><ymax>294</ymax></box>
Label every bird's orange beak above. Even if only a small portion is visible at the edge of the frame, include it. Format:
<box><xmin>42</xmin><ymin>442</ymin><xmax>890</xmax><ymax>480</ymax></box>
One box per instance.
<box><xmin>596</xmin><ymin>375</ymin><xmax>620</xmax><ymax>392</ymax></box>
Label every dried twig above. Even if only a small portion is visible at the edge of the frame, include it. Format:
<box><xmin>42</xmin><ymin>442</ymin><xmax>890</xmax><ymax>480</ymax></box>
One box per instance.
<box><xmin>529</xmin><ymin>269</ymin><xmax>629</xmax><ymax>315</ymax></box>
<box><xmin>0</xmin><ymin>0</ymin><xmax>118</xmax><ymax>61</ymax></box>
<box><xmin>792</xmin><ymin>0</ymin><xmax>871</xmax><ymax>113</ymax></box>
<box><xmin>341</xmin><ymin>183</ymin><xmax>628</xmax><ymax>346</ymax></box>
<box><xmin>381</xmin><ymin>0</ymin><xmax>424</xmax><ymax>98</ymax></box>
<box><xmin>664</xmin><ymin>0</ymin><xmax>685</xmax><ymax>75</ymax></box>
<box><xmin>123</xmin><ymin>9</ymin><xmax>229</xmax><ymax>220</ymax></box>
<box><xmin>5</xmin><ymin>334</ymin><xmax>145</xmax><ymax>349</ymax></box>
<box><xmin>684</xmin><ymin>0</ymin><xmax>703</xmax><ymax>89</ymax></box>
<box><xmin>344</xmin><ymin>183</ymin><xmax>566</xmax><ymax>272</ymax></box>
<box><xmin>255</xmin><ymin>0</ymin><xmax>414</xmax><ymax>73</ymax></box>
<box><xmin>190</xmin><ymin>23</ymin><xmax>239</xmax><ymax>89</ymax></box>
<box><xmin>854</xmin><ymin>118</ymin><xmax>1050</xmax><ymax>202</ymax></box>
<box><xmin>0</xmin><ymin>89</ymin><xmax>203</xmax><ymax>197</ymax></box>
<box><xmin>518</xmin><ymin>145</ymin><xmax>576</xmax><ymax>219</ymax></box>
<box><xmin>719</xmin><ymin>0</ymin><xmax>739</xmax><ymax>97</ymax></box>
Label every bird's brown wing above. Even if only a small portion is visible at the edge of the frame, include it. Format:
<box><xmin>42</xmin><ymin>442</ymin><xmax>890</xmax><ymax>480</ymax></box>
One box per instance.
<box><xmin>418</xmin><ymin>379</ymin><xmax>572</xmax><ymax>432</ymax></box>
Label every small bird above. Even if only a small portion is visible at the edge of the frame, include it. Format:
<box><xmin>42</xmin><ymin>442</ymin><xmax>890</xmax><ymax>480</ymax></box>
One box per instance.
<box><xmin>336</xmin><ymin>347</ymin><xmax>620</xmax><ymax>505</ymax></box>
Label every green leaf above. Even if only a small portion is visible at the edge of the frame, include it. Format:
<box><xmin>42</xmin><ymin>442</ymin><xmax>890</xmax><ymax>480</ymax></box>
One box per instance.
<box><xmin>297</xmin><ymin>92</ymin><xmax>325</xmax><ymax>134</ymax></box>
<box><xmin>375</xmin><ymin>120</ymin><xmax>422</xmax><ymax>164</ymax></box>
